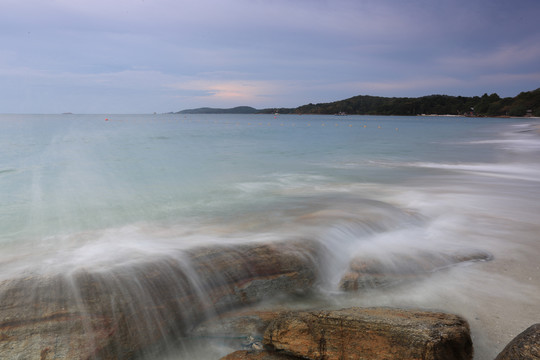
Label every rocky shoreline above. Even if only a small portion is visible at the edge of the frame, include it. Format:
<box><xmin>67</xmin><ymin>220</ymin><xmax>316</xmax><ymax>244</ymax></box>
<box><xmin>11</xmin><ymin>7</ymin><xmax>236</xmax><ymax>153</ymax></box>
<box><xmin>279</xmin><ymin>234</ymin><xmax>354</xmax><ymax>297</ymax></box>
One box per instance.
<box><xmin>195</xmin><ymin>306</ymin><xmax>538</xmax><ymax>360</ymax></box>
<box><xmin>0</xmin><ymin>240</ymin><xmax>537</xmax><ymax>359</ymax></box>
<box><xmin>220</xmin><ymin>307</ymin><xmax>473</xmax><ymax>360</ymax></box>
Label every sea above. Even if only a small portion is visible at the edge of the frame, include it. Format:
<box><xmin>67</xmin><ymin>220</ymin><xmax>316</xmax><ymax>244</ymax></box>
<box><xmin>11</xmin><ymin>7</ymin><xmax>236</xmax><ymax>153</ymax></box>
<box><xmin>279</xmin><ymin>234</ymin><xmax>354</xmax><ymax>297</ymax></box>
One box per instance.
<box><xmin>1</xmin><ymin>113</ymin><xmax>539</xmax><ymax>359</ymax></box>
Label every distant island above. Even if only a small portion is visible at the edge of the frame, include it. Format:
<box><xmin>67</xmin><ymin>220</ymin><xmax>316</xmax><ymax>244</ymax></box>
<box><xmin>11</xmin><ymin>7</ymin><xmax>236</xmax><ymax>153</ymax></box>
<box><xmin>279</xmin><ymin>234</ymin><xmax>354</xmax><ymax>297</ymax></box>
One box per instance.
<box><xmin>176</xmin><ymin>106</ymin><xmax>258</xmax><ymax>114</ymax></box>
<box><xmin>174</xmin><ymin>88</ymin><xmax>540</xmax><ymax>117</ymax></box>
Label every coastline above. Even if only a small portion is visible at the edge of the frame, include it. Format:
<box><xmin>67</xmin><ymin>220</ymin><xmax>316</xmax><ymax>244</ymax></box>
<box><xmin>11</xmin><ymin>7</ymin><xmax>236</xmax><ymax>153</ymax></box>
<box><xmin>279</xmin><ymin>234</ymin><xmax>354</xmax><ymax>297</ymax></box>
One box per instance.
<box><xmin>0</xmin><ymin>115</ymin><xmax>539</xmax><ymax>359</ymax></box>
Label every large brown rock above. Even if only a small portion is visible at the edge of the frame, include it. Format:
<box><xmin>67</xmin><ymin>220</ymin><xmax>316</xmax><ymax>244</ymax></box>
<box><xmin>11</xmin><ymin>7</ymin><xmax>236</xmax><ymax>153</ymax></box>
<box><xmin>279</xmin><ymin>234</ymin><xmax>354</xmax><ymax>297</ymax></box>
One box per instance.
<box><xmin>264</xmin><ymin>307</ymin><xmax>473</xmax><ymax>360</ymax></box>
<box><xmin>339</xmin><ymin>249</ymin><xmax>493</xmax><ymax>291</ymax></box>
<box><xmin>495</xmin><ymin>323</ymin><xmax>540</xmax><ymax>360</ymax></box>
<box><xmin>0</xmin><ymin>240</ymin><xmax>320</xmax><ymax>359</ymax></box>
<box><xmin>185</xmin><ymin>240</ymin><xmax>319</xmax><ymax>311</ymax></box>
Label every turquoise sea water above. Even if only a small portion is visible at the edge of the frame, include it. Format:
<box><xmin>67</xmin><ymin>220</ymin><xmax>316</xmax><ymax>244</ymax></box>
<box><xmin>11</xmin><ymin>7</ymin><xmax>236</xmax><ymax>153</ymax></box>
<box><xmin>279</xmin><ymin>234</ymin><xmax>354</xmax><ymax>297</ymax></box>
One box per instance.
<box><xmin>0</xmin><ymin>114</ymin><xmax>519</xmax><ymax>243</ymax></box>
<box><xmin>1</xmin><ymin>114</ymin><xmax>540</xmax><ymax>359</ymax></box>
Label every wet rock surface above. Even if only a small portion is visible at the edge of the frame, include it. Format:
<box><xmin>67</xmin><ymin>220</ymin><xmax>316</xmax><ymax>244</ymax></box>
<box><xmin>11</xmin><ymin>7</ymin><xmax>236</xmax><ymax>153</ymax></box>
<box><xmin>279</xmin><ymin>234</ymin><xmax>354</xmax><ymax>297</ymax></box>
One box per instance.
<box><xmin>339</xmin><ymin>249</ymin><xmax>493</xmax><ymax>291</ymax></box>
<box><xmin>192</xmin><ymin>309</ymin><xmax>285</xmax><ymax>351</ymax></box>
<box><xmin>0</xmin><ymin>239</ymin><xmax>505</xmax><ymax>360</ymax></box>
<box><xmin>263</xmin><ymin>307</ymin><xmax>473</xmax><ymax>360</ymax></box>
<box><xmin>495</xmin><ymin>323</ymin><xmax>540</xmax><ymax>360</ymax></box>
<box><xmin>0</xmin><ymin>240</ymin><xmax>319</xmax><ymax>359</ymax></box>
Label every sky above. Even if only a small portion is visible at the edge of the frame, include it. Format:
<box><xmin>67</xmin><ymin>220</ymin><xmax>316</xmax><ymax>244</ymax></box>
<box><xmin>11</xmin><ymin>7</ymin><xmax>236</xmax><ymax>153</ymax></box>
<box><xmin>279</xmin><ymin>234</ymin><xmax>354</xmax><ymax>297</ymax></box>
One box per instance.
<box><xmin>1</xmin><ymin>0</ymin><xmax>540</xmax><ymax>114</ymax></box>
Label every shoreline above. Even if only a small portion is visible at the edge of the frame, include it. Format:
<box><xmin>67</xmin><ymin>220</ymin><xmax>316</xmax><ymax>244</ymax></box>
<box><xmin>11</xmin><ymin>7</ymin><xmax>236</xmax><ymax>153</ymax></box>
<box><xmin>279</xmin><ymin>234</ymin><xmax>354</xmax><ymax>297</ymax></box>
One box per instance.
<box><xmin>1</xmin><ymin>115</ymin><xmax>539</xmax><ymax>359</ymax></box>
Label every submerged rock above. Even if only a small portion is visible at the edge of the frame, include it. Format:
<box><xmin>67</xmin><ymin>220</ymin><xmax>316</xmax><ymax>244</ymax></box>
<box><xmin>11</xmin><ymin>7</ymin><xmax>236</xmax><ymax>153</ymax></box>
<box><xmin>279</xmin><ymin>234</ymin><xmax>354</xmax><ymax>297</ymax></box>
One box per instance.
<box><xmin>185</xmin><ymin>240</ymin><xmax>319</xmax><ymax>312</ymax></box>
<box><xmin>339</xmin><ymin>248</ymin><xmax>493</xmax><ymax>291</ymax></box>
<box><xmin>0</xmin><ymin>240</ymin><xmax>320</xmax><ymax>359</ymax></box>
<box><xmin>495</xmin><ymin>323</ymin><xmax>540</xmax><ymax>360</ymax></box>
<box><xmin>192</xmin><ymin>309</ymin><xmax>285</xmax><ymax>351</ymax></box>
<box><xmin>264</xmin><ymin>307</ymin><xmax>473</xmax><ymax>360</ymax></box>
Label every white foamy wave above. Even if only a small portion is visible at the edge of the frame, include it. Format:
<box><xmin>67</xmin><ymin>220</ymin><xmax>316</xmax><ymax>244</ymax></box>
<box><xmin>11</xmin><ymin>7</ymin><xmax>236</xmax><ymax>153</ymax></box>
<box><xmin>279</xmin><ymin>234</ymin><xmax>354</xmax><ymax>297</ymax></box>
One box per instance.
<box><xmin>466</xmin><ymin>138</ymin><xmax>540</xmax><ymax>152</ymax></box>
<box><xmin>409</xmin><ymin>162</ymin><xmax>540</xmax><ymax>181</ymax></box>
<box><xmin>315</xmin><ymin>159</ymin><xmax>402</xmax><ymax>170</ymax></box>
<box><xmin>445</xmin><ymin>121</ymin><xmax>540</xmax><ymax>153</ymax></box>
<box><xmin>234</xmin><ymin>181</ymin><xmax>277</xmax><ymax>193</ymax></box>
<box><xmin>0</xmin><ymin>220</ymin><xmax>285</xmax><ymax>279</ymax></box>
<box><xmin>235</xmin><ymin>173</ymin><xmax>329</xmax><ymax>193</ymax></box>
<box><xmin>509</xmin><ymin>122</ymin><xmax>537</xmax><ymax>129</ymax></box>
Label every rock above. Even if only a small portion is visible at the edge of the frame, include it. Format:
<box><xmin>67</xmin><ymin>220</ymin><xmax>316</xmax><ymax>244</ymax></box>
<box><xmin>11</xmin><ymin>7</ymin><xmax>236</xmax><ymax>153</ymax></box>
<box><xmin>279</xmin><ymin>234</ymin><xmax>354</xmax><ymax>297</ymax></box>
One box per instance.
<box><xmin>220</xmin><ymin>350</ymin><xmax>301</xmax><ymax>360</ymax></box>
<box><xmin>495</xmin><ymin>323</ymin><xmax>540</xmax><ymax>360</ymax></box>
<box><xmin>0</xmin><ymin>240</ymin><xmax>320</xmax><ymax>359</ymax></box>
<box><xmin>193</xmin><ymin>309</ymin><xmax>284</xmax><ymax>342</ymax></box>
<box><xmin>185</xmin><ymin>240</ymin><xmax>320</xmax><ymax>312</ymax></box>
<box><xmin>192</xmin><ymin>309</ymin><xmax>288</xmax><ymax>354</ymax></box>
<box><xmin>339</xmin><ymin>249</ymin><xmax>493</xmax><ymax>291</ymax></box>
<box><xmin>242</xmin><ymin>335</ymin><xmax>265</xmax><ymax>351</ymax></box>
<box><xmin>264</xmin><ymin>307</ymin><xmax>473</xmax><ymax>360</ymax></box>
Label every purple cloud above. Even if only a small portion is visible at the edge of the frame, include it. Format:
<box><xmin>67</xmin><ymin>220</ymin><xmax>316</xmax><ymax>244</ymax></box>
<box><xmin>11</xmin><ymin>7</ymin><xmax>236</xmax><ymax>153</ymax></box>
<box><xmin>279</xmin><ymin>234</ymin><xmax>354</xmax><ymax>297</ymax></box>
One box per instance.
<box><xmin>1</xmin><ymin>0</ymin><xmax>539</xmax><ymax>113</ymax></box>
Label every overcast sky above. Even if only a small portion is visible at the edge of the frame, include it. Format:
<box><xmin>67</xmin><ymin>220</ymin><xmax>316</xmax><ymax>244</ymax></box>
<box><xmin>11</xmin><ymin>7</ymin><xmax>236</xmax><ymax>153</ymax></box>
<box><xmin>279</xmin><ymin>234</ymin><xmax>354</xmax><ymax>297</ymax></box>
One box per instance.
<box><xmin>1</xmin><ymin>0</ymin><xmax>540</xmax><ymax>113</ymax></box>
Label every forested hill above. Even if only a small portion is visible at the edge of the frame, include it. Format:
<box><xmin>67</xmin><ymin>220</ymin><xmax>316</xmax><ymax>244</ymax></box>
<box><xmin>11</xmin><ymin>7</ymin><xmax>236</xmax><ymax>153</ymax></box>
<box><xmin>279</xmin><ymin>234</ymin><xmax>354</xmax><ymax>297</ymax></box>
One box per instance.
<box><xmin>261</xmin><ymin>88</ymin><xmax>540</xmax><ymax>117</ymax></box>
<box><xmin>174</xmin><ymin>89</ymin><xmax>540</xmax><ymax>117</ymax></box>
<box><xmin>177</xmin><ymin>106</ymin><xmax>257</xmax><ymax>114</ymax></box>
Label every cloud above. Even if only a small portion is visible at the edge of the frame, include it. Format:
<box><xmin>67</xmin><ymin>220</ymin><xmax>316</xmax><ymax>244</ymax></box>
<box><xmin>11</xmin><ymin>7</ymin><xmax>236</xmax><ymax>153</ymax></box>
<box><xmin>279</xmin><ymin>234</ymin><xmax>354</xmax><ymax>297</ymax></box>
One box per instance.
<box><xmin>347</xmin><ymin>78</ymin><xmax>464</xmax><ymax>93</ymax></box>
<box><xmin>166</xmin><ymin>77</ymin><xmax>301</xmax><ymax>107</ymax></box>
<box><xmin>1</xmin><ymin>0</ymin><xmax>539</xmax><ymax>112</ymax></box>
<box><xmin>333</xmin><ymin>71</ymin><xmax>540</xmax><ymax>98</ymax></box>
<box><xmin>437</xmin><ymin>36</ymin><xmax>540</xmax><ymax>73</ymax></box>
<box><xmin>0</xmin><ymin>63</ymin><xmax>167</xmax><ymax>89</ymax></box>
<box><xmin>475</xmin><ymin>72</ymin><xmax>540</xmax><ymax>89</ymax></box>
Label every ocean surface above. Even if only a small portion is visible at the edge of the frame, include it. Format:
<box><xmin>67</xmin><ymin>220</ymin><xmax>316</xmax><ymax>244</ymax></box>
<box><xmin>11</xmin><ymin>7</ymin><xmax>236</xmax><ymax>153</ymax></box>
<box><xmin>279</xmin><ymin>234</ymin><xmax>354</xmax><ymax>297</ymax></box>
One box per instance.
<box><xmin>1</xmin><ymin>114</ymin><xmax>539</xmax><ymax>359</ymax></box>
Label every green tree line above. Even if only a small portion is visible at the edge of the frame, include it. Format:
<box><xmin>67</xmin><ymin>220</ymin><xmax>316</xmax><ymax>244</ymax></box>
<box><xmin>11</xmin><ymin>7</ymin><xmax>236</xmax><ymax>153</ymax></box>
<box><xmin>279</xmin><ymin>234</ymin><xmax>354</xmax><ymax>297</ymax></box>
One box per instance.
<box><xmin>259</xmin><ymin>88</ymin><xmax>540</xmax><ymax>117</ymax></box>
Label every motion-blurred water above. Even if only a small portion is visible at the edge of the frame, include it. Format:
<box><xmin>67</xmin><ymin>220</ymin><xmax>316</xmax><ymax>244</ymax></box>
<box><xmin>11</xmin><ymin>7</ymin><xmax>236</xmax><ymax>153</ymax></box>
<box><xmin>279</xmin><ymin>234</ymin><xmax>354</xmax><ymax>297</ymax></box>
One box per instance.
<box><xmin>1</xmin><ymin>114</ymin><xmax>539</xmax><ymax>359</ymax></box>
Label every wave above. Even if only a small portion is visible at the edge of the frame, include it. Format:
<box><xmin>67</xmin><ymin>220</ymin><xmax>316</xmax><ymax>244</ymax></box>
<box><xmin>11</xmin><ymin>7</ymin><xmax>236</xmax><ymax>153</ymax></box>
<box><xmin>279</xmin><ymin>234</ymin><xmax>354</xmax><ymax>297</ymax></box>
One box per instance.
<box><xmin>235</xmin><ymin>173</ymin><xmax>330</xmax><ymax>194</ymax></box>
<box><xmin>408</xmin><ymin>162</ymin><xmax>540</xmax><ymax>181</ymax></box>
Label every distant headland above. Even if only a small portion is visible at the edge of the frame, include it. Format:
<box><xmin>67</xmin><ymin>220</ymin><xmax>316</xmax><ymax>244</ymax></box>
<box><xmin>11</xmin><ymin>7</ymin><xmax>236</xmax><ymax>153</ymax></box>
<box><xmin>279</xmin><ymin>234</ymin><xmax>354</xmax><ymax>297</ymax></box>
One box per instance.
<box><xmin>173</xmin><ymin>88</ymin><xmax>540</xmax><ymax>117</ymax></box>
<box><xmin>176</xmin><ymin>106</ymin><xmax>258</xmax><ymax>115</ymax></box>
